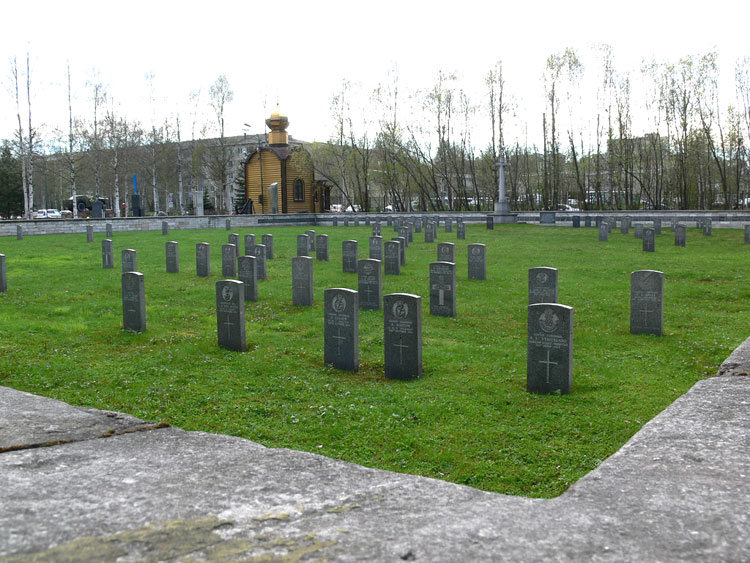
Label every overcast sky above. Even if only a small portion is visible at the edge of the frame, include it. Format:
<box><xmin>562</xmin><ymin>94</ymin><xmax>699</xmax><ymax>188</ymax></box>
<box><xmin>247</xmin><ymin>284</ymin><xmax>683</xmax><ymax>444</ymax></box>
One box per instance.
<box><xmin>2</xmin><ymin>0</ymin><xmax>748</xmax><ymax>149</ymax></box>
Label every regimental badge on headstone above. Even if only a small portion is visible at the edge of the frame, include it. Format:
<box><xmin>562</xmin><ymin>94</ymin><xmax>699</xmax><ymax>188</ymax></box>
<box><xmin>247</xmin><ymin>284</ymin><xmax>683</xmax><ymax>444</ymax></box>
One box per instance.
<box><xmin>216</xmin><ymin>279</ymin><xmax>246</xmax><ymax>351</ymax></box>
<box><xmin>527</xmin><ymin>303</ymin><xmax>573</xmax><ymax>394</ymax></box>
<box><xmin>630</xmin><ymin>270</ymin><xmax>664</xmax><ymax>336</ymax></box>
<box><xmin>437</xmin><ymin>242</ymin><xmax>455</xmax><ymax>263</ymax></box>
<box><xmin>324</xmin><ymin>288</ymin><xmax>359</xmax><ymax>371</ymax></box>
<box><xmin>384</xmin><ymin>293</ymin><xmax>422</xmax><ymax>380</ymax></box>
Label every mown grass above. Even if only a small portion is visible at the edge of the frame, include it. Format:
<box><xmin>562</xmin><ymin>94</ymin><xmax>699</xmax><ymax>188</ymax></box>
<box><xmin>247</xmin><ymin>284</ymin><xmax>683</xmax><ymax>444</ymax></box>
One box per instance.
<box><xmin>1</xmin><ymin>222</ymin><xmax>747</xmax><ymax>497</ymax></box>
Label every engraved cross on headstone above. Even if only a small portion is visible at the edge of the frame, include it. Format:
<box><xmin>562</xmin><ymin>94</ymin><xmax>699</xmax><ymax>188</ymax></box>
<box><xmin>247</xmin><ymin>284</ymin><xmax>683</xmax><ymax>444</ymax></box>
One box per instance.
<box><xmin>640</xmin><ymin>304</ymin><xmax>654</xmax><ymax>326</ymax></box>
<box><xmin>539</xmin><ymin>349</ymin><xmax>558</xmax><ymax>384</ymax></box>
<box><xmin>394</xmin><ymin>337</ymin><xmax>409</xmax><ymax>365</ymax></box>
<box><xmin>332</xmin><ymin>326</ymin><xmax>347</xmax><ymax>356</ymax></box>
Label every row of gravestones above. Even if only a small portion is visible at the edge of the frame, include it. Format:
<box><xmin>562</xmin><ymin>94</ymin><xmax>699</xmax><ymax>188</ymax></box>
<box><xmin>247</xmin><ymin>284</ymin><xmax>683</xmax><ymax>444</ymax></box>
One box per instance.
<box><xmin>595</xmin><ymin>217</ymin><xmax>729</xmax><ymax>250</ymax></box>
<box><xmin>329</xmin><ymin>215</ymin><xmax>469</xmax><ymax>238</ymax></box>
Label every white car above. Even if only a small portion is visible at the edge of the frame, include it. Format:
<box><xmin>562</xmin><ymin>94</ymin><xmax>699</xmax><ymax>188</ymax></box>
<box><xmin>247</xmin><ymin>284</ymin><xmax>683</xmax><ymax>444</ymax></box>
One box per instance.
<box><xmin>45</xmin><ymin>209</ymin><xmax>62</xmax><ymax>219</ymax></box>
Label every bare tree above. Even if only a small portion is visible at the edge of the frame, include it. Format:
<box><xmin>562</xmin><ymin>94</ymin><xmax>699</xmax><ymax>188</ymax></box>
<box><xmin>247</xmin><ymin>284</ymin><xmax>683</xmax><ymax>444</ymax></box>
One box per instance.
<box><xmin>208</xmin><ymin>75</ymin><xmax>234</xmax><ymax>213</ymax></box>
<box><xmin>11</xmin><ymin>57</ymin><xmax>28</xmax><ymax>218</ymax></box>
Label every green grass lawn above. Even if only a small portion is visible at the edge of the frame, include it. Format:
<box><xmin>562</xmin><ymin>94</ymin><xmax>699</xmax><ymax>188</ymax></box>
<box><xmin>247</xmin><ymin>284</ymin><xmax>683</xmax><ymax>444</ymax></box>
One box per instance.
<box><xmin>1</xmin><ymin>222</ymin><xmax>747</xmax><ymax>498</ymax></box>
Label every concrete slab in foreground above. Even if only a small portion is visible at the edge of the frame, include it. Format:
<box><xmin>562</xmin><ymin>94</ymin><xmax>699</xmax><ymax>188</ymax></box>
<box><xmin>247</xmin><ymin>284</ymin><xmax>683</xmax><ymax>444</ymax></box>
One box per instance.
<box><xmin>1</xmin><ymin>341</ymin><xmax>749</xmax><ymax>561</ymax></box>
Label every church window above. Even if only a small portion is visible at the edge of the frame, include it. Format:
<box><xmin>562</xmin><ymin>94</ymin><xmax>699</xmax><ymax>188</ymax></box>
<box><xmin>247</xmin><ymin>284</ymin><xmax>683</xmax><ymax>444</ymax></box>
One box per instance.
<box><xmin>294</xmin><ymin>178</ymin><xmax>304</xmax><ymax>201</ymax></box>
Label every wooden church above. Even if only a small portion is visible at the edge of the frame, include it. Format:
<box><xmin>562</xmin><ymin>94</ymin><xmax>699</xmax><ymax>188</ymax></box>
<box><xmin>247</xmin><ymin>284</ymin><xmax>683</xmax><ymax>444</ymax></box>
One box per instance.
<box><xmin>243</xmin><ymin>108</ymin><xmax>330</xmax><ymax>214</ymax></box>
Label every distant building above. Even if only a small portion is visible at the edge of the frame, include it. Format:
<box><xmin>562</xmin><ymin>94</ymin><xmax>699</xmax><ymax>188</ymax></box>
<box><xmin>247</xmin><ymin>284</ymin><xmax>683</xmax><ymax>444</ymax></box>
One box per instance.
<box><xmin>243</xmin><ymin>108</ymin><xmax>330</xmax><ymax>214</ymax></box>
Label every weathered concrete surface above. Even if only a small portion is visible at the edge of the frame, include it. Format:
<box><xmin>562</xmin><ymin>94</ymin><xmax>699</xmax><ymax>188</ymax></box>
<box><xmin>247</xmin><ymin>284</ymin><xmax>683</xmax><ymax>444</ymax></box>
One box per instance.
<box><xmin>1</xmin><ymin>348</ymin><xmax>749</xmax><ymax>561</ymax></box>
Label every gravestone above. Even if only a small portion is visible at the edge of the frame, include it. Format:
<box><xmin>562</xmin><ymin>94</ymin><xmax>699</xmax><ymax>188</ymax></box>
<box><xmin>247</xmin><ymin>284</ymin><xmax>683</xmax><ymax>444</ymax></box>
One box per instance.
<box><xmin>216</xmin><ymin>280</ymin><xmax>246</xmax><ymax>351</ymax></box>
<box><xmin>316</xmin><ymin>234</ymin><xmax>329</xmax><ymax>261</ymax></box>
<box><xmin>595</xmin><ymin>216</ymin><xmax>603</xmax><ymax>228</ymax></box>
<box><xmin>384</xmin><ymin>240</ymin><xmax>401</xmax><ymax>275</ymax></box>
<box><xmin>102</xmin><ymin>239</ymin><xmax>114</xmax><ymax>269</ymax></box>
<box><xmin>398</xmin><ymin>227</ymin><xmax>410</xmax><ymax>247</ymax></box>
<box><xmin>262</xmin><ymin>234</ymin><xmax>274</xmax><ymax>259</ymax></box>
<box><xmin>393</xmin><ymin>218</ymin><xmax>401</xmax><ymax>231</ymax></box>
<box><xmin>244</xmin><ymin>234</ymin><xmax>256</xmax><ymax>257</ymax></box>
<box><xmin>120</xmin><ymin>249</ymin><xmax>137</xmax><ymax>273</ymax></box>
<box><xmin>297</xmin><ymin>234</ymin><xmax>310</xmax><ymax>257</ymax></box>
<box><xmin>91</xmin><ymin>200</ymin><xmax>105</xmax><ymax>218</ymax></box>
<box><xmin>0</xmin><ymin>254</ymin><xmax>6</xmax><ymax>293</ymax></box>
<box><xmin>406</xmin><ymin>223</ymin><xmax>414</xmax><ymax>242</ymax></box>
<box><xmin>425</xmin><ymin>223</ymin><xmax>435</xmax><ymax>243</ymax></box>
<box><xmin>643</xmin><ymin>228</ymin><xmax>655</xmax><ymax>252</ymax></box>
<box><xmin>221</xmin><ymin>244</ymin><xmax>237</xmax><ymax>277</ymax></box>
<box><xmin>584</xmin><ymin>216</ymin><xmax>592</xmax><ymax>228</ymax></box>
<box><xmin>324</xmin><ymin>288</ymin><xmax>359</xmax><ymax>371</ymax></box>
<box><xmin>467</xmin><ymin>243</ymin><xmax>486</xmax><ymax>280</ymax></box>
<box><xmin>414</xmin><ymin>221</ymin><xmax>421</xmax><ymax>233</ymax></box>
<box><xmin>527</xmin><ymin>303</ymin><xmax>573</xmax><ymax>394</ymax></box>
<box><xmin>393</xmin><ymin>236</ymin><xmax>406</xmax><ymax>265</ymax></box>
<box><xmin>457</xmin><ymin>222</ymin><xmax>466</xmax><ymax>239</ymax></box>
<box><xmin>745</xmin><ymin>225</ymin><xmax>750</xmax><ymax>244</ymax></box>
<box><xmin>653</xmin><ymin>218</ymin><xmax>662</xmax><ymax>235</ymax></box>
<box><xmin>106</xmin><ymin>223</ymin><xmax>113</xmax><ymax>238</ymax></box>
<box><xmin>373</xmin><ymin>223</ymin><xmax>382</xmax><ymax>236</ymax></box>
<box><xmin>343</xmin><ymin>240</ymin><xmax>358</xmax><ymax>273</ymax></box>
<box><xmin>86</xmin><ymin>225</ymin><xmax>94</xmax><ymax>243</ymax></box>
<box><xmin>344</xmin><ymin>218</ymin><xmax>349</xmax><ymax>227</ymax></box>
<box><xmin>386</xmin><ymin>217</ymin><xmax>392</xmax><ymax>227</ymax></box>
<box><xmin>540</xmin><ymin>211</ymin><xmax>556</xmax><ymax>225</ymax></box>
<box><xmin>369</xmin><ymin>236</ymin><xmax>383</xmax><ymax>261</ymax></box>
<box><xmin>358</xmin><ymin>259</ymin><xmax>382</xmax><ymax>310</ymax></box>
<box><xmin>166</xmin><ymin>241</ymin><xmax>179</xmax><ymax>273</ymax></box>
<box><xmin>572</xmin><ymin>216</ymin><xmax>580</xmax><ymax>228</ymax></box>
<box><xmin>671</xmin><ymin>219</ymin><xmax>677</xmax><ymax>232</ymax></box>
<box><xmin>445</xmin><ymin>219</ymin><xmax>453</xmax><ymax>233</ymax></box>
<box><xmin>292</xmin><ymin>256</ymin><xmax>314</xmax><ymax>306</ymax></box>
<box><xmin>306</xmin><ymin>230</ymin><xmax>316</xmax><ymax>251</ymax></box>
<box><xmin>237</xmin><ymin>255</ymin><xmax>258</xmax><ymax>302</ymax></box>
<box><xmin>228</xmin><ymin>233</ymin><xmax>239</xmax><ymax>247</ymax></box>
<box><xmin>196</xmin><ymin>243</ymin><xmax>210</xmax><ymax>277</ymax></box>
<box><xmin>384</xmin><ymin>293</ymin><xmax>422</xmax><ymax>380</ymax></box>
<box><xmin>162</xmin><ymin>221</ymin><xmax>169</xmax><ymax>235</ymax></box>
<box><xmin>122</xmin><ymin>272</ymin><xmax>146</xmax><ymax>333</ymax></box>
<box><xmin>225</xmin><ymin>219</ymin><xmax>231</xmax><ymax>231</ymax></box>
<box><xmin>675</xmin><ymin>225</ymin><xmax>686</xmax><ymax>247</ymax></box>
<box><xmin>366</xmin><ymin>217</ymin><xmax>371</xmax><ymax>226</ymax></box>
<box><xmin>630</xmin><ymin>270</ymin><xmax>664</xmax><ymax>336</ymax></box>
<box><xmin>437</xmin><ymin>242</ymin><xmax>455</xmax><ymax>263</ymax></box>
<box><xmin>598</xmin><ymin>223</ymin><xmax>608</xmax><ymax>241</ymax></box>
<box><xmin>703</xmin><ymin>218</ymin><xmax>712</xmax><ymax>236</ymax></box>
<box><xmin>333</xmin><ymin>217</ymin><xmax>338</xmax><ymax>227</ymax></box>
<box><xmin>621</xmin><ymin>217</ymin><xmax>631</xmax><ymax>234</ymax></box>
<box><xmin>429</xmin><ymin>261</ymin><xmax>456</xmax><ymax>317</ymax></box>
<box><xmin>16</xmin><ymin>225</ymin><xmax>23</xmax><ymax>240</ymax></box>
<box><xmin>528</xmin><ymin>267</ymin><xmax>558</xmax><ymax>304</ymax></box>
<box><xmin>253</xmin><ymin>244</ymin><xmax>267</xmax><ymax>280</ymax></box>
<box><xmin>634</xmin><ymin>223</ymin><xmax>644</xmax><ymax>239</ymax></box>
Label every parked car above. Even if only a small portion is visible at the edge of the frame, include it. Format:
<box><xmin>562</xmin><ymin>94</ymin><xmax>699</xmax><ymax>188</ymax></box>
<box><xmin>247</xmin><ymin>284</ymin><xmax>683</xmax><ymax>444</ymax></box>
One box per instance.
<box><xmin>345</xmin><ymin>205</ymin><xmax>361</xmax><ymax>213</ymax></box>
<box><xmin>557</xmin><ymin>204</ymin><xmax>579</xmax><ymax>212</ymax></box>
<box><xmin>45</xmin><ymin>209</ymin><xmax>62</xmax><ymax>219</ymax></box>
<box><xmin>329</xmin><ymin>204</ymin><xmax>343</xmax><ymax>213</ymax></box>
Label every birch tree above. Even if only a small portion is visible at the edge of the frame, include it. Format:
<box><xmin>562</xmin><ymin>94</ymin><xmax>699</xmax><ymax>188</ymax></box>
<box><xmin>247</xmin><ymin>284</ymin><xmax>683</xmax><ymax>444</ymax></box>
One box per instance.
<box><xmin>11</xmin><ymin>57</ymin><xmax>28</xmax><ymax>218</ymax></box>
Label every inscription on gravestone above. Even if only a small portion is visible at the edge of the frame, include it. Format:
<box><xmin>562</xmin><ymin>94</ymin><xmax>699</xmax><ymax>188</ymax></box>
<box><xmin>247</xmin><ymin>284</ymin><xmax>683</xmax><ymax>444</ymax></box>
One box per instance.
<box><xmin>437</xmin><ymin>242</ymin><xmax>455</xmax><ymax>263</ymax></box>
<box><xmin>237</xmin><ymin>256</ymin><xmax>258</xmax><ymax>302</ymax></box>
<box><xmin>122</xmin><ymin>272</ymin><xmax>146</xmax><ymax>333</ymax></box>
<box><xmin>369</xmin><ymin>236</ymin><xmax>383</xmax><ymax>261</ymax></box>
<box><xmin>316</xmin><ymin>234</ymin><xmax>329</xmax><ymax>261</ymax></box>
<box><xmin>221</xmin><ymin>244</ymin><xmax>237</xmax><ymax>277</ymax></box>
<box><xmin>216</xmin><ymin>280</ymin><xmax>246</xmax><ymax>351</ymax></box>
<box><xmin>102</xmin><ymin>239</ymin><xmax>114</xmax><ymax>269</ymax></box>
<box><xmin>358</xmin><ymin>259</ymin><xmax>382</xmax><ymax>310</ymax></box>
<box><xmin>384</xmin><ymin>293</ymin><xmax>422</xmax><ymax>380</ymax></box>
<box><xmin>529</xmin><ymin>267</ymin><xmax>558</xmax><ymax>304</ymax></box>
<box><xmin>384</xmin><ymin>241</ymin><xmax>401</xmax><ymax>275</ymax></box>
<box><xmin>292</xmin><ymin>256</ymin><xmax>314</xmax><ymax>306</ymax></box>
<box><xmin>643</xmin><ymin>228</ymin><xmax>655</xmax><ymax>252</ymax></box>
<box><xmin>253</xmin><ymin>244</ymin><xmax>267</xmax><ymax>280</ymax></box>
<box><xmin>262</xmin><ymin>234</ymin><xmax>274</xmax><ymax>259</ymax></box>
<box><xmin>467</xmin><ymin>243</ymin><xmax>486</xmax><ymax>280</ymax></box>
<box><xmin>343</xmin><ymin>240</ymin><xmax>358</xmax><ymax>273</ymax></box>
<box><xmin>196</xmin><ymin>243</ymin><xmax>210</xmax><ymax>277</ymax></box>
<box><xmin>527</xmin><ymin>303</ymin><xmax>573</xmax><ymax>394</ymax></box>
<box><xmin>324</xmin><ymin>288</ymin><xmax>359</xmax><ymax>371</ymax></box>
<box><xmin>297</xmin><ymin>234</ymin><xmax>310</xmax><ymax>257</ymax></box>
<box><xmin>244</xmin><ymin>234</ymin><xmax>256</xmax><ymax>257</ymax></box>
<box><xmin>630</xmin><ymin>270</ymin><xmax>664</xmax><ymax>336</ymax></box>
<box><xmin>121</xmin><ymin>249</ymin><xmax>137</xmax><ymax>273</ymax></box>
<box><xmin>429</xmin><ymin>261</ymin><xmax>456</xmax><ymax>317</ymax></box>
<box><xmin>675</xmin><ymin>225</ymin><xmax>686</xmax><ymax>247</ymax></box>
<box><xmin>166</xmin><ymin>241</ymin><xmax>179</xmax><ymax>273</ymax></box>
<box><xmin>0</xmin><ymin>254</ymin><xmax>6</xmax><ymax>293</ymax></box>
